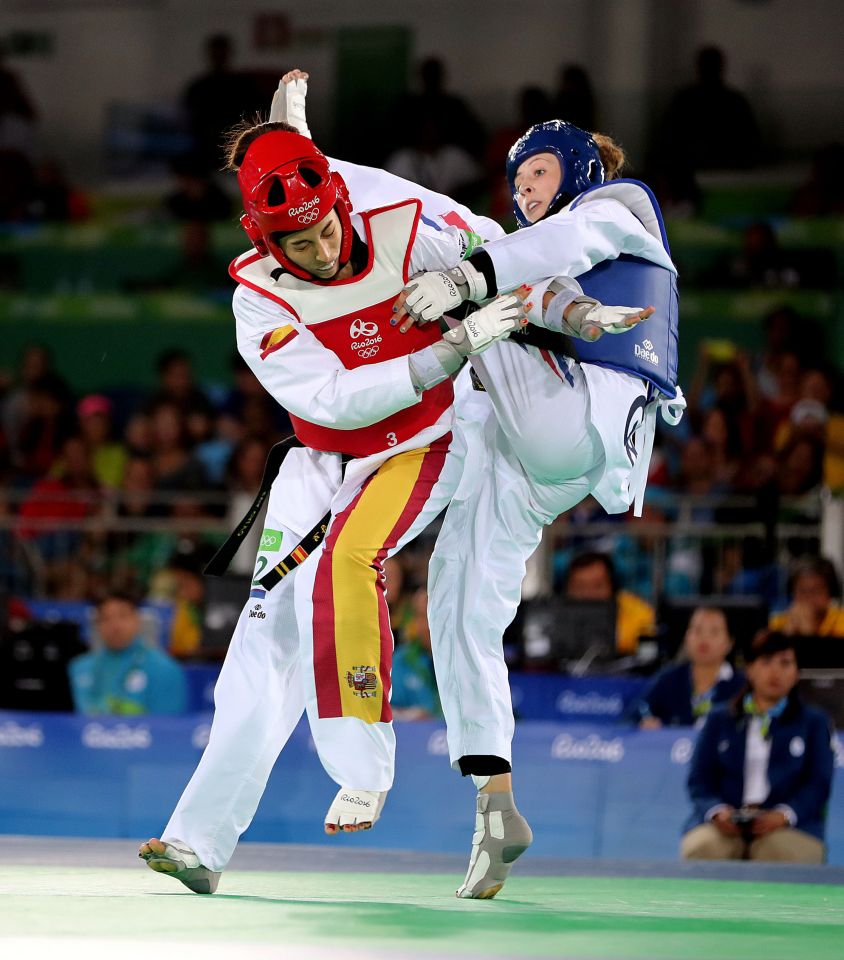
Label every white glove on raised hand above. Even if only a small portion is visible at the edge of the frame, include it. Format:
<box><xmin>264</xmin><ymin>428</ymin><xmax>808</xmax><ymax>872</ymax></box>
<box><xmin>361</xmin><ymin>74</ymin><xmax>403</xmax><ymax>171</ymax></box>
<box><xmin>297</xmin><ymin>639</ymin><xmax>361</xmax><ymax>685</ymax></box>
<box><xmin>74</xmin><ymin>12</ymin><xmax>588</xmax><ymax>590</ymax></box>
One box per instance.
<box><xmin>559</xmin><ymin>295</ymin><xmax>654</xmax><ymax>342</ymax></box>
<box><xmin>398</xmin><ymin>262</ymin><xmax>488</xmax><ymax>327</ymax></box>
<box><xmin>443</xmin><ymin>291</ymin><xmax>528</xmax><ymax>356</ymax></box>
<box><xmin>270</xmin><ymin>70</ymin><xmax>311</xmax><ymax>138</ymax></box>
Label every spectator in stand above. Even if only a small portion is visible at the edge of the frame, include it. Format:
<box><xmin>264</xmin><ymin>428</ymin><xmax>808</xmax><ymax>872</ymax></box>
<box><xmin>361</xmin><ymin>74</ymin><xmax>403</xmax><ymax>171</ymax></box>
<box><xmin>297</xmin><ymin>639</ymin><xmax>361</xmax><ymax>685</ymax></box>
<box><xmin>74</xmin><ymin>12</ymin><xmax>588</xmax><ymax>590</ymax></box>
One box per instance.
<box><xmin>754</xmin><ymin>306</ymin><xmax>802</xmax><ymax>402</ymax></box>
<box><xmin>0</xmin><ymin>48</ymin><xmax>37</xmax><ymax>157</ymax></box>
<box><xmin>165</xmin><ymin>153</ymin><xmax>232</xmax><ymax>222</ymax></box>
<box><xmin>769</xmin><ymin>557</ymin><xmax>844</xmax><ymax>638</ymax></box>
<box><xmin>109</xmin><ymin>455</ymin><xmax>176</xmax><ymax>591</ymax></box>
<box><xmin>774</xmin><ymin>367</ymin><xmax>835</xmax><ymax>452</ymax></box>
<box><xmin>634</xmin><ymin>607</ymin><xmax>744</xmax><ymax>728</ymax></box>
<box><xmin>395</xmin><ymin>57</ymin><xmax>486</xmax><ymax>159</ymax></box>
<box><xmin>2</xmin><ymin>344</ymin><xmax>73</xmax><ymax>477</ymax></box>
<box><xmin>726</xmin><ymin>222</ymin><xmax>801</xmax><ymax>290</ymax></box>
<box><xmin>10</xmin><ymin>374</ymin><xmax>76</xmax><ymax>480</ymax></box>
<box><xmin>77</xmin><ymin>394</ymin><xmax>127</xmax><ymax>489</ymax></box>
<box><xmin>390</xmin><ymin>587</ymin><xmax>441</xmax><ymax>720</ymax></box>
<box><xmin>386</xmin><ymin>57</ymin><xmax>484</xmax><ymax>200</ymax></box>
<box><xmin>145</xmin><ymin>349</ymin><xmax>214</xmax><ymax>420</ymax></box>
<box><xmin>220</xmin><ymin>351</ymin><xmax>292</xmax><ymax>438</ymax></box>
<box><xmin>149</xmin><ymin>554</ymin><xmax>206</xmax><ymax>659</ymax></box>
<box><xmin>186</xmin><ymin>408</ymin><xmax>231</xmax><ymax>486</ymax></box>
<box><xmin>223</xmin><ymin>437</ymin><xmax>268</xmax><ymax>575</ymax></box>
<box><xmin>486</xmin><ymin>86</ymin><xmax>552</xmax><ymax>224</ymax></box>
<box><xmin>0</xmin><ymin>150</ymin><xmax>36</xmax><ymax>221</ymax></box>
<box><xmin>182</xmin><ymin>34</ymin><xmax>263</xmax><ymax>172</ymax></box>
<box><xmin>69</xmin><ymin>592</ymin><xmax>187</xmax><ymax>715</ymax></box>
<box><xmin>385</xmin><ymin>114</ymin><xmax>482</xmax><ymax>200</ymax></box>
<box><xmin>660</xmin><ymin>46</ymin><xmax>760</xmax><ymax>171</ymax></box>
<box><xmin>791</xmin><ymin>143</ymin><xmax>844</xmax><ymax>218</ymax></box>
<box><xmin>758</xmin><ymin>350</ymin><xmax>803</xmax><ymax>446</ymax></box>
<box><xmin>563</xmin><ymin>551</ymin><xmax>656</xmax><ymax>657</ymax></box>
<box><xmin>776</xmin><ymin>434</ymin><xmax>824</xmax><ymax>497</ymax></box>
<box><xmin>552</xmin><ymin>64</ymin><xmax>595</xmax><ymax>131</ymax></box>
<box><xmin>18</xmin><ymin>435</ymin><xmax>100</xmax><ymax>559</ymax></box>
<box><xmin>32</xmin><ymin>159</ymin><xmax>89</xmax><ymax>222</ymax></box>
<box><xmin>125</xmin><ymin>412</ymin><xmax>153</xmax><ymax>457</ymax></box>
<box><xmin>699</xmin><ymin>407</ymin><xmax>744</xmax><ymax>492</ymax></box>
<box><xmin>147</xmin><ymin>401</ymin><xmax>207</xmax><ymax>493</ymax></box>
<box><xmin>681</xmin><ymin>630</ymin><xmax>834</xmax><ymax>863</ymax></box>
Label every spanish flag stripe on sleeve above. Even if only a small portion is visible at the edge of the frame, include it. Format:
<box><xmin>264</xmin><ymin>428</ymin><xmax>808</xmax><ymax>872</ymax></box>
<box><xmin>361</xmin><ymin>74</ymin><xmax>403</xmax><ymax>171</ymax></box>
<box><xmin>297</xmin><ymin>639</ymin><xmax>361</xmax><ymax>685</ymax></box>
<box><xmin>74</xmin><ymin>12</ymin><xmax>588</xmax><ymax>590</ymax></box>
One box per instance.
<box><xmin>260</xmin><ymin>325</ymin><xmax>298</xmax><ymax>360</ymax></box>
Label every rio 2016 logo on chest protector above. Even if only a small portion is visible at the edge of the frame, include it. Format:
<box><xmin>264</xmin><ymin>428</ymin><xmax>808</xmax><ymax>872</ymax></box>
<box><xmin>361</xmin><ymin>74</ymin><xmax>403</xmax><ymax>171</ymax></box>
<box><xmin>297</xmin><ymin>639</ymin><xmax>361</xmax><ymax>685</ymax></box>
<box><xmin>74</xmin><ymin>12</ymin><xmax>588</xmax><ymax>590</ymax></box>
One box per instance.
<box><xmin>290</xmin><ymin>197</ymin><xmax>320</xmax><ymax>224</ymax></box>
<box><xmin>349</xmin><ymin>318</ymin><xmax>382</xmax><ymax>357</ymax></box>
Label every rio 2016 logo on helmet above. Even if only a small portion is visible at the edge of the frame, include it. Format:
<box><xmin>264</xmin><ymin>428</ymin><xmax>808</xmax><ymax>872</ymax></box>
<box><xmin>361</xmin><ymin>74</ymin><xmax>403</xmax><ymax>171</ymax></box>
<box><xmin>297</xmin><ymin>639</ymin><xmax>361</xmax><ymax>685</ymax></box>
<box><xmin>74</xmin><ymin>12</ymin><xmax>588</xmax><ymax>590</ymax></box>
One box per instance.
<box><xmin>237</xmin><ymin>130</ymin><xmax>354</xmax><ymax>280</ymax></box>
<box><xmin>506</xmin><ymin>120</ymin><xmax>605</xmax><ymax>228</ymax></box>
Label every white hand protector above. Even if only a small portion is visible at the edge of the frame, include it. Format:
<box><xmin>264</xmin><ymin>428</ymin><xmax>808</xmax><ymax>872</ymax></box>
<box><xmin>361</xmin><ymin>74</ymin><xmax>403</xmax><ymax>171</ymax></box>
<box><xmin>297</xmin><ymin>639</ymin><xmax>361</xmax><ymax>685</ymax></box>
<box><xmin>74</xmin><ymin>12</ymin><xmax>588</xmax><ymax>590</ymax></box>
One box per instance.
<box><xmin>269</xmin><ymin>75</ymin><xmax>311</xmax><ymax>138</ymax></box>
<box><xmin>443</xmin><ymin>293</ymin><xmax>527</xmax><ymax>357</ymax></box>
<box><xmin>402</xmin><ymin>262</ymin><xmax>488</xmax><ymax>325</ymax></box>
<box><xmin>562</xmin><ymin>295</ymin><xmax>649</xmax><ymax>342</ymax></box>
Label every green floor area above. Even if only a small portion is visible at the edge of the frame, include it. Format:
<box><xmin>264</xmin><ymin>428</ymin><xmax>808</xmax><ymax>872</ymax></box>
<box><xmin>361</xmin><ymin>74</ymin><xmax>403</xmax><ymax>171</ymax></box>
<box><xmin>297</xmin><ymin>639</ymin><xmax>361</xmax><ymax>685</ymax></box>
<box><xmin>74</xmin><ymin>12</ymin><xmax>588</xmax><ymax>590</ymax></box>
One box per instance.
<box><xmin>1</xmin><ymin>866</ymin><xmax>843</xmax><ymax>960</ymax></box>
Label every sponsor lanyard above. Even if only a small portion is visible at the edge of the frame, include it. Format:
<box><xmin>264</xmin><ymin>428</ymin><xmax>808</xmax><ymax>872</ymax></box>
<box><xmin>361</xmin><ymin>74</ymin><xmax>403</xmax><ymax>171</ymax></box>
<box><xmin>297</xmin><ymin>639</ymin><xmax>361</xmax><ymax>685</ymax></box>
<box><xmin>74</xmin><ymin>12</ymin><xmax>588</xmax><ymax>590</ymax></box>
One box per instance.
<box><xmin>743</xmin><ymin>694</ymin><xmax>788</xmax><ymax>739</ymax></box>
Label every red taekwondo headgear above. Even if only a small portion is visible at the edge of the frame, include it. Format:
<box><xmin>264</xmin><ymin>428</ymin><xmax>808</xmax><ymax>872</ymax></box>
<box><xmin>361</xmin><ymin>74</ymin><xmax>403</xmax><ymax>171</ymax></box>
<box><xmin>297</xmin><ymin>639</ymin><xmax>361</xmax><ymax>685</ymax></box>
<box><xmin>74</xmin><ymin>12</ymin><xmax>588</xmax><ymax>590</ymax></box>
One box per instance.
<box><xmin>237</xmin><ymin>130</ymin><xmax>354</xmax><ymax>280</ymax></box>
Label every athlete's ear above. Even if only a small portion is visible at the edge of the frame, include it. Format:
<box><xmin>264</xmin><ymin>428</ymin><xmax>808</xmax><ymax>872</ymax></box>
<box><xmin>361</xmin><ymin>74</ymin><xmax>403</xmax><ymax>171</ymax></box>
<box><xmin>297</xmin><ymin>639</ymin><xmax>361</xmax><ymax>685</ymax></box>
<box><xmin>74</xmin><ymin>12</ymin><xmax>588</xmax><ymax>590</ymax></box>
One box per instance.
<box><xmin>240</xmin><ymin>214</ymin><xmax>269</xmax><ymax>256</ymax></box>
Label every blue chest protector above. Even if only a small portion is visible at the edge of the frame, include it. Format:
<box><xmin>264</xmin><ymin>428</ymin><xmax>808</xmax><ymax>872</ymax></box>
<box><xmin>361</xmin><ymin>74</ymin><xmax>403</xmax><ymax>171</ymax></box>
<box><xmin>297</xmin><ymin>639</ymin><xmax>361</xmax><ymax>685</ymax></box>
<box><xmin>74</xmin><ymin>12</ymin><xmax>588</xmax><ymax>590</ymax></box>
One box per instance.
<box><xmin>559</xmin><ymin>180</ymin><xmax>679</xmax><ymax>399</ymax></box>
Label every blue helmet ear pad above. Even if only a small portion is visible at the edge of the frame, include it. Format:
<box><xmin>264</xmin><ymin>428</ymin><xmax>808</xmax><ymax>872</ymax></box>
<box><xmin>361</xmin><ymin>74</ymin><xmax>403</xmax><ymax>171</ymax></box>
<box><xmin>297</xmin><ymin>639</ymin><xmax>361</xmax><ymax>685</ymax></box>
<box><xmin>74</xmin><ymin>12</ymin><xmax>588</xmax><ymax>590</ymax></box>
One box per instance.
<box><xmin>506</xmin><ymin>120</ymin><xmax>605</xmax><ymax>227</ymax></box>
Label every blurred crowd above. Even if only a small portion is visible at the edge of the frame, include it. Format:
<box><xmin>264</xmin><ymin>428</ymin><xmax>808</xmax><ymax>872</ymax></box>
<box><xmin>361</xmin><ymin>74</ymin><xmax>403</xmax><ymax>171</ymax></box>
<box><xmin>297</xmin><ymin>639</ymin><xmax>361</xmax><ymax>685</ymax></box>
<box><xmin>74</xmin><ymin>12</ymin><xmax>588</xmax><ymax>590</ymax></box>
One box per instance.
<box><xmin>1</xmin><ymin>35</ymin><xmax>843</xmax><ymax>731</ymax></box>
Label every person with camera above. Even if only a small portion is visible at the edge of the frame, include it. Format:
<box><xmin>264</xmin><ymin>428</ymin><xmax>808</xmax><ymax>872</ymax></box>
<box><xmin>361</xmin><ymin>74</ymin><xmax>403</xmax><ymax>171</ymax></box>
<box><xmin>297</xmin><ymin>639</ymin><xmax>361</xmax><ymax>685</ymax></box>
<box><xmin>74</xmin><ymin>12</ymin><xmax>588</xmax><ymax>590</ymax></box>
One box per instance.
<box><xmin>681</xmin><ymin>630</ymin><xmax>835</xmax><ymax>863</ymax></box>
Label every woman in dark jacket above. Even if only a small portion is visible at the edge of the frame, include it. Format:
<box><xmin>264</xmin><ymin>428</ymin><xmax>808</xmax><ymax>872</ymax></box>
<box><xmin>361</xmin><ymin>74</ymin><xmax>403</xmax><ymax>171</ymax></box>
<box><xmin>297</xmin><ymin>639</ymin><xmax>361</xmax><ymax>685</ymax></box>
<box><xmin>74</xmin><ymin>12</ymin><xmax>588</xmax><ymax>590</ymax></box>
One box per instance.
<box><xmin>682</xmin><ymin>630</ymin><xmax>835</xmax><ymax>862</ymax></box>
<box><xmin>634</xmin><ymin>607</ymin><xmax>744</xmax><ymax>728</ymax></box>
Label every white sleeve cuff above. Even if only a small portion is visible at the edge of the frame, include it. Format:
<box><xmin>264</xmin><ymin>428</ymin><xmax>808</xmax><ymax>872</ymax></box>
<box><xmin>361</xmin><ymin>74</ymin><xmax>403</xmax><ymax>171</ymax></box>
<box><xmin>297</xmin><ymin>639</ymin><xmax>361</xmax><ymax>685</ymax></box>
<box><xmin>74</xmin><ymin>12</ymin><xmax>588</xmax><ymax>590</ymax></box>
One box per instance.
<box><xmin>408</xmin><ymin>344</ymin><xmax>452</xmax><ymax>392</ymax></box>
<box><xmin>775</xmin><ymin>804</ymin><xmax>797</xmax><ymax>826</ymax></box>
<box><xmin>705</xmin><ymin>804</ymin><xmax>730</xmax><ymax>822</ymax></box>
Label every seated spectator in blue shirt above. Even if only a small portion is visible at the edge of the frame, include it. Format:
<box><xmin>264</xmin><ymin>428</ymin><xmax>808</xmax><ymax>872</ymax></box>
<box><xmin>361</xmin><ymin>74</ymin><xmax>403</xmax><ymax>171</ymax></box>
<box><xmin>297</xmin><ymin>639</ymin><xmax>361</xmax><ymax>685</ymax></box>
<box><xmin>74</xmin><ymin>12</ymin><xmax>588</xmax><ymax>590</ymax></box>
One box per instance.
<box><xmin>390</xmin><ymin>588</ymin><xmax>441</xmax><ymax>720</ymax></box>
<box><xmin>69</xmin><ymin>593</ymin><xmax>188</xmax><ymax>716</ymax></box>
<box><xmin>681</xmin><ymin>630</ymin><xmax>834</xmax><ymax>863</ymax></box>
<box><xmin>634</xmin><ymin>607</ymin><xmax>744</xmax><ymax>728</ymax></box>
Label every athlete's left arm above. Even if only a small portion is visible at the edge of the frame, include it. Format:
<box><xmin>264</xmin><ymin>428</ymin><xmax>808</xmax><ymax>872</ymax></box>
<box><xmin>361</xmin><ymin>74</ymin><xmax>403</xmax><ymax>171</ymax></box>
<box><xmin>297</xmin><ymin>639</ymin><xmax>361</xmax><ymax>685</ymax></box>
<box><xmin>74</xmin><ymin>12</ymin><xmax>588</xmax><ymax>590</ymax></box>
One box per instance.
<box><xmin>407</xmin><ymin>219</ymin><xmax>486</xmax><ymax>275</ymax></box>
<box><xmin>472</xmin><ymin>198</ymin><xmax>673</xmax><ymax>295</ymax></box>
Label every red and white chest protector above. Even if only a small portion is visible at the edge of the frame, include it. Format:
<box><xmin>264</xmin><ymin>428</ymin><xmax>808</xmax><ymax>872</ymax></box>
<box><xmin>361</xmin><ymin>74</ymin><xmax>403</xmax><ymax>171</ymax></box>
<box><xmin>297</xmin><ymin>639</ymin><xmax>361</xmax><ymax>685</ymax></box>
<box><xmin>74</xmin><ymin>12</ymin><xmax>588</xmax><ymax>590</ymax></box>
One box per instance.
<box><xmin>230</xmin><ymin>199</ymin><xmax>452</xmax><ymax>457</ymax></box>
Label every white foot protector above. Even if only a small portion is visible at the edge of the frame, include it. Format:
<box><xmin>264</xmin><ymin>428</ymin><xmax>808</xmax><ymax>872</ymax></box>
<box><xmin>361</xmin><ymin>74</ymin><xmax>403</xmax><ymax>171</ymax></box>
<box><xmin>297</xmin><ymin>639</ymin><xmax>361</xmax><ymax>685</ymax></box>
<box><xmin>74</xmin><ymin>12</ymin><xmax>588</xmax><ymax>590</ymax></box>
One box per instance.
<box><xmin>456</xmin><ymin>792</ymin><xmax>533</xmax><ymax>899</ymax></box>
<box><xmin>324</xmin><ymin>788</ymin><xmax>387</xmax><ymax>831</ymax></box>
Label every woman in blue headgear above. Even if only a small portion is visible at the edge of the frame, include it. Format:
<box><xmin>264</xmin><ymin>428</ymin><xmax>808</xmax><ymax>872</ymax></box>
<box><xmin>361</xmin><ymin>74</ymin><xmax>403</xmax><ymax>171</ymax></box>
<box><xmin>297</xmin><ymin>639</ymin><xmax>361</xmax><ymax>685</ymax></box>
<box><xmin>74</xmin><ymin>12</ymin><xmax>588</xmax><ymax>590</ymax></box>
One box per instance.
<box><xmin>260</xmin><ymin>72</ymin><xmax>685</xmax><ymax>900</ymax></box>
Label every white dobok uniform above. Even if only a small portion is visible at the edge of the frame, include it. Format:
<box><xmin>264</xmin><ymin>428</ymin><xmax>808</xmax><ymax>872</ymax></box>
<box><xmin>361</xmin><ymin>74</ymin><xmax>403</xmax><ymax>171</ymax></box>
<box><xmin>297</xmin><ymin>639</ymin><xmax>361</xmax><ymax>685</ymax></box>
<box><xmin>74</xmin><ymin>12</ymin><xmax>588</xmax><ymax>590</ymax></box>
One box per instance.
<box><xmin>334</xmin><ymin>161</ymin><xmax>680</xmax><ymax>767</ymax></box>
<box><xmin>163</xmin><ymin>199</ymin><xmax>492</xmax><ymax>872</ymax></box>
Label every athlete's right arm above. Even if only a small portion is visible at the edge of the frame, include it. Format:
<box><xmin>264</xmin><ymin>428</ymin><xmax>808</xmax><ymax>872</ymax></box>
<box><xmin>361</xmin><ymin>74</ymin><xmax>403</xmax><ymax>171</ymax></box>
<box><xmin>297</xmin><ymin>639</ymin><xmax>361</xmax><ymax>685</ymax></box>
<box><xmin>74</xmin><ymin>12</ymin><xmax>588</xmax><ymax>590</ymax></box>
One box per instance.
<box><xmin>234</xmin><ymin>286</ymin><xmax>423</xmax><ymax>430</ymax></box>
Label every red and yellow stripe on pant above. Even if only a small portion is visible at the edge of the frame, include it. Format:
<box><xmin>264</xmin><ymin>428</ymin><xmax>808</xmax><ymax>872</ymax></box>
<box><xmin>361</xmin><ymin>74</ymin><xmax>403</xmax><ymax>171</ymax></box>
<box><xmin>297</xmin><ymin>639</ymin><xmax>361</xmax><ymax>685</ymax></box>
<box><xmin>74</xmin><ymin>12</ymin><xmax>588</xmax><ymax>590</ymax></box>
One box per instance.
<box><xmin>312</xmin><ymin>436</ymin><xmax>450</xmax><ymax>724</ymax></box>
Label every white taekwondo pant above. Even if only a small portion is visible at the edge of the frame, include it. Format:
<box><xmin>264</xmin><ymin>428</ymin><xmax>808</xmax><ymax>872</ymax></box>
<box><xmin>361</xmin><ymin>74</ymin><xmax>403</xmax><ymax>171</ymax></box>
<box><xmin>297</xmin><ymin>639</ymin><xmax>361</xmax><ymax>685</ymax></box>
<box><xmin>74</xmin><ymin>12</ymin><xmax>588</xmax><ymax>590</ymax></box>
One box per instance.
<box><xmin>164</xmin><ymin>426</ymin><xmax>464</xmax><ymax>871</ymax></box>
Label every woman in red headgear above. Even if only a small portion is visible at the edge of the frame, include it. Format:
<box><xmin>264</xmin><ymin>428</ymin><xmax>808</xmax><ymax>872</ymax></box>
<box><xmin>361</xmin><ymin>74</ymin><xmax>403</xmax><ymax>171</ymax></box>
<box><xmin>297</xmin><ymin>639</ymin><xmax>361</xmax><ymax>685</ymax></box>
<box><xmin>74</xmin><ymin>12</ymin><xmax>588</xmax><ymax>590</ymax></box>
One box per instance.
<box><xmin>138</xmin><ymin>118</ymin><xmax>535</xmax><ymax>894</ymax></box>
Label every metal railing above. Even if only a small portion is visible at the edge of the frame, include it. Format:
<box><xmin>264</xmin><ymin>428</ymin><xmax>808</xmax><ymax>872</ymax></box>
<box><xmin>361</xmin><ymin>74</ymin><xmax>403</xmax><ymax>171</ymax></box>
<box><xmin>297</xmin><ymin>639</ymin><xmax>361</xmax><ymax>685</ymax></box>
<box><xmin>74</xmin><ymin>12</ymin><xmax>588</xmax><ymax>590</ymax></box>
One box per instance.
<box><xmin>0</xmin><ymin>488</ymin><xmax>829</xmax><ymax>604</ymax></box>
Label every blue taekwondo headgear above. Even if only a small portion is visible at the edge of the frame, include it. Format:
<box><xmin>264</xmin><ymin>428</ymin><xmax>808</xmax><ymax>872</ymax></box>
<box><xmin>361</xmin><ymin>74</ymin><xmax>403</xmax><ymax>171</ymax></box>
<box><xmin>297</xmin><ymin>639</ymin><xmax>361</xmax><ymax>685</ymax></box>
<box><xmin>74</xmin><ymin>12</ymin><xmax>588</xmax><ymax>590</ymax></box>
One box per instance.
<box><xmin>506</xmin><ymin>120</ymin><xmax>605</xmax><ymax>228</ymax></box>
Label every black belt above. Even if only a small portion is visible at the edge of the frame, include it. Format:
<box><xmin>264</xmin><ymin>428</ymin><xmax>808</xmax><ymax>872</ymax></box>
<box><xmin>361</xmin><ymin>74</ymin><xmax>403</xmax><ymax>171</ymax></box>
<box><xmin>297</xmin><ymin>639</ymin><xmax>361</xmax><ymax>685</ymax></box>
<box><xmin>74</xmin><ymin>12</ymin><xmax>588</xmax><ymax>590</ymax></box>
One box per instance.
<box><xmin>203</xmin><ymin>434</ymin><xmax>341</xmax><ymax>593</ymax></box>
